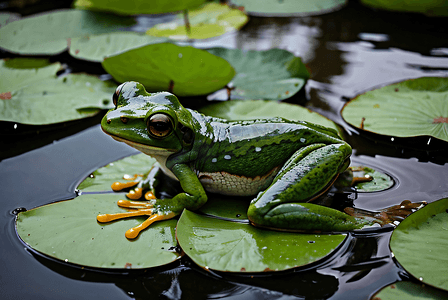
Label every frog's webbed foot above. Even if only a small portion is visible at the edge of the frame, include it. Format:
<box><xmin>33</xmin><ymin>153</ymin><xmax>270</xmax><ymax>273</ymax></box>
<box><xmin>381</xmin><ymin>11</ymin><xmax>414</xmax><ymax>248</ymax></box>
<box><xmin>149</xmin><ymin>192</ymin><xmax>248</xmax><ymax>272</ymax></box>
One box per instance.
<box><xmin>97</xmin><ymin>196</ymin><xmax>176</xmax><ymax>239</ymax></box>
<box><xmin>111</xmin><ymin>165</ymin><xmax>160</xmax><ymax>200</ymax></box>
<box><xmin>344</xmin><ymin>200</ymin><xmax>427</xmax><ymax>226</ymax></box>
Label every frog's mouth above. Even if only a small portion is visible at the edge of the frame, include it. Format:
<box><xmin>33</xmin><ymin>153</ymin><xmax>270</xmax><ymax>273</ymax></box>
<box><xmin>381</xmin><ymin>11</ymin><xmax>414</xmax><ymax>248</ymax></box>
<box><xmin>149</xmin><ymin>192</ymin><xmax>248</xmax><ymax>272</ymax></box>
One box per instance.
<box><xmin>107</xmin><ymin>134</ymin><xmax>177</xmax><ymax>157</ymax></box>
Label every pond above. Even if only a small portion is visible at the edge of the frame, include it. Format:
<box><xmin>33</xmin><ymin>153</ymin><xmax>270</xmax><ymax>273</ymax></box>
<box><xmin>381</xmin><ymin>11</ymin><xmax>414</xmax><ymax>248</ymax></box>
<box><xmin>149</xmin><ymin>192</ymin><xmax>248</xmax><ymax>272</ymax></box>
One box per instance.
<box><xmin>1</xmin><ymin>1</ymin><xmax>447</xmax><ymax>299</ymax></box>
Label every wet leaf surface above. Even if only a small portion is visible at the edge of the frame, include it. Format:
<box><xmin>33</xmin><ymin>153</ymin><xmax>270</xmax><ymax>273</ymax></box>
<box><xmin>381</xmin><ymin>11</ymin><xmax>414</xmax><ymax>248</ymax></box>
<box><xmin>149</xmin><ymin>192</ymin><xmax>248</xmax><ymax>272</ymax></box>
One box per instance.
<box><xmin>360</xmin><ymin>0</ymin><xmax>448</xmax><ymax>16</ymax></box>
<box><xmin>102</xmin><ymin>43</ymin><xmax>235</xmax><ymax>96</ymax></box>
<box><xmin>207</xmin><ymin>48</ymin><xmax>309</xmax><ymax>100</ymax></box>
<box><xmin>74</xmin><ymin>0</ymin><xmax>205</xmax><ymax>15</ymax></box>
<box><xmin>0</xmin><ymin>9</ymin><xmax>136</xmax><ymax>55</ymax></box>
<box><xmin>177</xmin><ymin>209</ymin><xmax>346</xmax><ymax>272</ymax></box>
<box><xmin>230</xmin><ymin>0</ymin><xmax>347</xmax><ymax>16</ymax></box>
<box><xmin>342</xmin><ymin>77</ymin><xmax>448</xmax><ymax>142</ymax></box>
<box><xmin>146</xmin><ymin>2</ymin><xmax>248</xmax><ymax>40</ymax></box>
<box><xmin>0</xmin><ymin>59</ymin><xmax>116</xmax><ymax>124</ymax></box>
<box><xmin>69</xmin><ymin>32</ymin><xmax>168</xmax><ymax>62</ymax></box>
<box><xmin>373</xmin><ymin>281</ymin><xmax>448</xmax><ymax>300</ymax></box>
<box><xmin>350</xmin><ymin>165</ymin><xmax>394</xmax><ymax>192</ymax></box>
<box><xmin>16</xmin><ymin>193</ymin><xmax>180</xmax><ymax>269</ymax></box>
<box><xmin>390</xmin><ymin>198</ymin><xmax>448</xmax><ymax>291</ymax></box>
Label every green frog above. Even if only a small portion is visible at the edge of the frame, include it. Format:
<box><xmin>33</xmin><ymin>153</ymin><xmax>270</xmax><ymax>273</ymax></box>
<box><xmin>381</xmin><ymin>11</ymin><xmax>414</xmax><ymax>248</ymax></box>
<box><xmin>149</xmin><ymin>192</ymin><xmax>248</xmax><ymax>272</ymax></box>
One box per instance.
<box><xmin>97</xmin><ymin>81</ymin><xmax>367</xmax><ymax>239</ymax></box>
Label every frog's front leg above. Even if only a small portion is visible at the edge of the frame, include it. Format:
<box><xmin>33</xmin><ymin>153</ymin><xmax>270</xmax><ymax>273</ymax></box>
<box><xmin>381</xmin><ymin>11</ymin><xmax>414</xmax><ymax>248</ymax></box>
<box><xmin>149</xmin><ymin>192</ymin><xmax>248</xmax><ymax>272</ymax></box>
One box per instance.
<box><xmin>97</xmin><ymin>164</ymin><xmax>207</xmax><ymax>239</ymax></box>
<box><xmin>247</xmin><ymin>143</ymin><xmax>367</xmax><ymax>231</ymax></box>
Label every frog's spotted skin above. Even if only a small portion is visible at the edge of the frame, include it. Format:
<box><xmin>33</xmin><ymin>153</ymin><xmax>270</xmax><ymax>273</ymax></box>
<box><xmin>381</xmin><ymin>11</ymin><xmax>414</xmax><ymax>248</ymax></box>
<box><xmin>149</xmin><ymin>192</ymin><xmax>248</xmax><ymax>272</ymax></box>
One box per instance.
<box><xmin>98</xmin><ymin>81</ymin><xmax>366</xmax><ymax>239</ymax></box>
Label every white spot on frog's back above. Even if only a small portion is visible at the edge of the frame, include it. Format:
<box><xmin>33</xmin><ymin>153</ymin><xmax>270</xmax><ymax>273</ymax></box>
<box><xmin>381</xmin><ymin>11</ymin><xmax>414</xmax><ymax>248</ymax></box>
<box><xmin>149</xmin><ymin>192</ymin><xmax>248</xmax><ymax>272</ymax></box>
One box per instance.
<box><xmin>255</xmin><ymin>147</ymin><xmax>262</xmax><ymax>152</ymax></box>
<box><xmin>211</xmin><ymin>158</ymin><xmax>217</xmax><ymax>163</ymax></box>
<box><xmin>300</xmin><ymin>138</ymin><xmax>306</xmax><ymax>143</ymax></box>
<box><xmin>224</xmin><ymin>155</ymin><xmax>231</xmax><ymax>160</ymax></box>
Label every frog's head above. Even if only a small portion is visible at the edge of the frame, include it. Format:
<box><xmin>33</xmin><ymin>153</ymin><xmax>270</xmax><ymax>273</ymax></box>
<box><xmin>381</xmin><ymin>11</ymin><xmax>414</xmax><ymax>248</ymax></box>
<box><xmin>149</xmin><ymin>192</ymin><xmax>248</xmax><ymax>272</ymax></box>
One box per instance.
<box><xmin>101</xmin><ymin>82</ymin><xmax>195</xmax><ymax>157</ymax></box>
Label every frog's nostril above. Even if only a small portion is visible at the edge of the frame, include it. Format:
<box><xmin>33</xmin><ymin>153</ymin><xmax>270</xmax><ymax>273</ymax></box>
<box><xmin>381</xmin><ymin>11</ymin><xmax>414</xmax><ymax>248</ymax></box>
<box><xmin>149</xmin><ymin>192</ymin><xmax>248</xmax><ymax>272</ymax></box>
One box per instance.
<box><xmin>106</xmin><ymin>119</ymin><xmax>111</xmax><ymax>124</ymax></box>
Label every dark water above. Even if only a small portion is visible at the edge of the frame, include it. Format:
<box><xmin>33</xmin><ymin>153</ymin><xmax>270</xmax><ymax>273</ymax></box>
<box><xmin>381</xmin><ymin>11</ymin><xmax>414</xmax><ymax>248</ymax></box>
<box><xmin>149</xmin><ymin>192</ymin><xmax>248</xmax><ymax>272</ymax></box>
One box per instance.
<box><xmin>1</xmin><ymin>1</ymin><xmax>448</xmax><ymax>299</ymax></box>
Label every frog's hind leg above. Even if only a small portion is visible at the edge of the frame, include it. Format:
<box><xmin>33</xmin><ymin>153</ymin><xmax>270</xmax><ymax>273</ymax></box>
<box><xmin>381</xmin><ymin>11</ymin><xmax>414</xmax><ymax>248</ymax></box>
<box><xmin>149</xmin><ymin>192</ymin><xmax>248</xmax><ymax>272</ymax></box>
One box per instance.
<box><xmin>247</xmin><ymin>143</ymin><xmax>365</xmax><ymax>231</ymax></box>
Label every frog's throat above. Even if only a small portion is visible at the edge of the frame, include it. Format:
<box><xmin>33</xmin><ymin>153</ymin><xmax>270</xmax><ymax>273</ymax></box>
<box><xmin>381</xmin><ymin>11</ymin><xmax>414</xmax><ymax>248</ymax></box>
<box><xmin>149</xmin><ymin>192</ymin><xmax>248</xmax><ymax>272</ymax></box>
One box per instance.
<box><xmin>108</xmin><ymin>134</ymin><xmax>177</xmax><ymax>157</ymax></box>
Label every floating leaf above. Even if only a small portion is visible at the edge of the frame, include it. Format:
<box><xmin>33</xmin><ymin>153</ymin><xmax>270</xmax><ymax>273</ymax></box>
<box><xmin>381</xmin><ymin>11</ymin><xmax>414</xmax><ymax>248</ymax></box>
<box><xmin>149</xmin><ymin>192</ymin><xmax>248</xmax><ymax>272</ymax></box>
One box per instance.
<box><xmin>0</xmin><ymin>9</ymin><xmax>136</xmax><ymax>55</ymax></box>
<box><xmin>390</xmin><ymin>198</ymin><xmax>448</xmax><ymax>291</ymax></box>
<box><xmin>198</xmin><ymin>195</ymin><xmax>249</xmax><ymax>220</ymax></box>
<box><xmin>206</xmin><ymin>48</ymin><xmax>309</xmax><ymax>100</ymax></box>
<box><xmin>0</xmin><ymin>12</ymin><xmax>20</xmax><ymax>27</ymax></box>
<box><xmin>177</xmin><ymin>209</ymin><xmax>346</xmax><ymax>272</ymax></box>
<box><xmin>0</xmin><ymin>58</ymin><xmax>61</xmax><ymax>93</ymax></box>
<box><xmin>78</xmin><ymin>153</ymin><xmax>157</xmax><ymax>192</ymax></box>
<box><xmin>146</xmin><ymin>2</ymin><xmax>248</xmax><ymax>40</ymax></box>
<box><xmin>16</xmin><ymin>194</ymin><xmax>179</xmax><ymax>269</ymax></box>
<box><xmin>102</xmin><ymin>43</ymin><xmax>235</xmax><ymax>96</ymax></box>
<box><xmin>74</xmin><ymin>0</ymin><xmax>205</xmax><ymax>15</ymax></box>
<box><xmin>373</xmin><ymin>281</ymin><xmax>448</xmax><ymax>300</ymax></box>
<box><xmin>360</xmin><ymin>0</ymin><xmax>448</xmax><ymax>16</ymax></box>
<box><xmin>341</xmin><ymin>77</ymin><xmax>448</xmax><ymax>142</ymax></box>
<box><xmin>230</xmin><ymin>0</ymin><xmax>347</xmax><ymax>17</ymax></box>
<box><xmin>0</xmin><ymin>70</ymin><xmax>116</xmax><ymax>125</ymax></box>
<box><xmin>199</xmin><ymin>100</ymin><xmax>339</xmax><ymax>132</ymax></box>
<box><xmin>350</xmin><ymin>165</ymin><xmax>394</xmax><ymax>192</ymax></box>
<box><xmin>69</xmin><ymin>32</ymin><xmax>168</xmax><ymax>62</ymax></box>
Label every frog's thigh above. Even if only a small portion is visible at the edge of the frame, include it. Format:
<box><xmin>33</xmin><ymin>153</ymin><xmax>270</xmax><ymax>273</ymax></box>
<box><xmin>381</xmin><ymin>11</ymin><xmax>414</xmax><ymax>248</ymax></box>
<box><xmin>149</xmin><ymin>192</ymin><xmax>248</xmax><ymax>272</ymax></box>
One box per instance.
<box><xmin>247</xmin><ymin>143</ymin><xmax>358</xmax><ymax>231</ymax></box>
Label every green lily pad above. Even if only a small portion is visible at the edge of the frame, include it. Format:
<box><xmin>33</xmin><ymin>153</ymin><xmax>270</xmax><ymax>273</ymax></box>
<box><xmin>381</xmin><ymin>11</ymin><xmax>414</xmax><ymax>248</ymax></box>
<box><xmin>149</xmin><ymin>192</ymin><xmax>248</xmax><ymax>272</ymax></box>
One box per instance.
<box><xmin>78</xmin><ymin>153</ymin><xmax>157</xmax><ymax>192</ymax></box>
<box><xmin>198</xmin><ymin>195</ymin><xmax>250</xmax><ymax>220</ymax></box>
<box><xmin>177</xmin><ymin>209</ymin><xmax>346</xmax><ymax>272</ymax></box>
<box><xmin>206</xmin><ymin>48</ymin><xmax>309</xmax><ymax>100</ymax></box>
<box><xmin>341</xmin><ymin>77</ymin><xmax>448</xmax><ymax>142</ymax></box>
<box><xmin>16</xmin><ymin>193</ymin><xmax>180</xmax><ymax>269</ymax></box>
<box><xmin>199</xmin><ymin>100</ymin><xmax>339</xmax><ymax>133</ymax></box>
<box><xmin>0</xmin><ymin>9</ymin><xmax>136</xmax><ymax>55</ymax></box>
<box><xmin>69</xmin><ymin>32</ymin><xmax>168</xmax><ymax>62</ymax></box>
<box><xmin>350</xmin><ymin>165</ymin><xmax>394</xmax><ymax>192</ymax></box>
<box><xmin>390</xmin><ymin>198</ymin><xmax>448</xmax><ymax>291</ymax></box>
<box><xmin>102</xmin><ymin>43</ymin><xmax>235</xmax><ymax>97</ymax></box>
<box><xmin>146</xmin><ymin>2</ymin><xmax>248</xmax><ymax>40</ymax></box>
<box><xmin>0</xmin><ymin>69</ymin><xmax>116</xmax><ymax>125</ymax></box>
<box><xmin>0</xmin><ymin>12</ymin><xmax>20</xmax><ymax>27</ymax></box>
<box><xmin>74</xmin><ymin>0</ymin><xmax>205</xmax><ymax>15</ymax></box>
<box><xmin>360</xmin><ymin>0</ymin><xmax>448</xmax><ymax>16</ymax></box>
<box><xmin>0</xmin><ymin>58</ymin><xmax>61</xmax><ymax>94</ymax></box>
<box><xmin>373</xmin><ymin>281</ymin><xmax>448</xmax><ymax>300</ymax></box>
<box><xmin>230</xmin><ymin>0</ymin><xmax>347</xmax><ymax>17</ymax></box>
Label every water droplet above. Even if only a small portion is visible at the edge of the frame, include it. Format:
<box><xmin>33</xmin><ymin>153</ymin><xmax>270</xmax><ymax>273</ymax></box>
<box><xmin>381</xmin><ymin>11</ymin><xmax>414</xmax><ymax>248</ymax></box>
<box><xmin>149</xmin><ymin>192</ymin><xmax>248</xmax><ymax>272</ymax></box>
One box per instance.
<box><xmin>224</xmin><ymin>155</ymin><xmax>231</xmax><ymax>160</ymax></box>
<box><xmin>308</xmin><ymin>240</ymin><xmax>315</xmax><ymax>244</ymax></box>
<box><xmin>300</xmin><ymin>138</ymin><xmax>306</xmax><ymax>143</ymax></box>
<box><xmin>212</xmin><ymin>158</ymin><xmax>217</xmax><ymax>163</ymax></box>
<box><xmin>178</xmin><ymin>53</ymin><xmax>183</xmax><ymax>58</ymax></box>
<box><xmin>255</xmin><ymin>147</ymin><xmax>262</xmax><ymax>152</ymax></box>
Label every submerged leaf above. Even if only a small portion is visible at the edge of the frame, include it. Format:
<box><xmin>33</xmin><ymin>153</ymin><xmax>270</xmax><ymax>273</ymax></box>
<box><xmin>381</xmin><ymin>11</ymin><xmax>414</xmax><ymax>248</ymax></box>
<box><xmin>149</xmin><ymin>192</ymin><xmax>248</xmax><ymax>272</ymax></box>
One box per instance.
<box><xmin>199</xmin><ymin>100</ymin><xmax>339</xmax><ymax>132</ymax></box>
<box><xmin>16</xmin><ymin>194</ymin><xmax>179</xmax><ymax>269</ymax></box>
<box><xmin>350</xmin><ymin>165</ymin><xmax>394</xmax><ymax>192</ymax></box>
<box><xmin>74</xmin><ymin>0</ymin><xmax>205</xmax><ymax>15</ymax></box>
<box><xmin>69</xmin><ymin>32</ymin><xmax>168</xmax><ymax>62</ymax></box>
<box><xmin>341</xmin><ymin>77</ymin><xmax>448</xmax><ymax>142</ymax></box>
<box><xmin>102</xmin><ymin>43</ymin><xmax>235</xmax><ymax>96</ymax></box>
<box><xmin>177</xmin><ymin>210</ymin><xmax>346</xmax><ymax>272</ymax></box>
<box><xmin>230</xmin><ymin>0</ymin><xmax>347</xmax><ymax>17</ymax></box>
<box><xmin>390</xmin><ymin>198</ymin><xmax>448</xmax><ymax>291</ymax></box>
<box><xmin>374</xmin><ymin>281</ymin><xmax>448</xmax><ymax>300</ymax></box>
<box><xmin>206</xmin><ymin>48</ymin><xmax>309</xmax><ymax>100</ymax></box>
<box><xmin>146</xmin><ymin>2</ymin><xmax>248</xmax><ymax>40</ymax></box>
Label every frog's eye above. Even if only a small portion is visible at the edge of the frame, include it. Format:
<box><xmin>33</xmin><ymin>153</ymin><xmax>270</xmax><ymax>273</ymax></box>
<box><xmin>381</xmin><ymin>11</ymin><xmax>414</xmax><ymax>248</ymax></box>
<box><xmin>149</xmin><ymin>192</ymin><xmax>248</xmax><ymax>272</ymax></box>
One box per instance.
<box><xmin>113</xmin><ymin>83</ymin><xmax>126</xmax><ymax>107</ymax></box>
<box><xmin>147</xmin><ymin>113</ymin><xmax>173</xmax><ymax>138</ymax></box>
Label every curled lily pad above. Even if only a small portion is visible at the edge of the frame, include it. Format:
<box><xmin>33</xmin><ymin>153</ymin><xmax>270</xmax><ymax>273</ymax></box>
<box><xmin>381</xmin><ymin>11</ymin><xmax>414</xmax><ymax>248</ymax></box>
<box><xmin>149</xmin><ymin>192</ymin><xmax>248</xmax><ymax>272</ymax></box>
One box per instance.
<box><xmin>390</xmin><ymin>198</ymin><xmax>448</xmax><ymax>291</ymax></box>
<box><xmin>360</xmin><ymin>0</ymin><xmax>448</xmax><ymax>16</ymax></box>
<box><xmin>69</xmin><ymin>32</ymin><xmax>168</xmax><ymax>62</ymax></box>
<box><xmin>199</xmin><ymin>100</ymin><xmax>339</xmax><ymax>133</ymax></box>
<box><xmin>230</xmin><ymin>0</ymin><xmax>347</xmax><ymax>17</ymax></box>
<box><xmin>341</xmin><ymin>77</ymin><xmax>448</xmax><ymax>142</ymax></box>
<box><xmin>16</xmin><ymin>194</ymin><xmax>179</xmax><ymax>269</ymax></box>
<box><xmin>74</xmin><ymin>0</ymin><xmax>205</xmax><ymax>15</ymax></box>
<box><xmin>78</xmin><ymin>153</ymin><xmax>157</xmax><ymax>192</ymax></box>
<box><xmin>373</xmin><ymin>281</ymin><xmax>448</xmax><ymax>300</ymax></box>
<box><xmin>206</xmin><ymin>48</ymin><xmax>309</xmax><ymax>100</ymax></box>
<box><xmin>176</xmin><ymin>209</ymin><xmax>347</xmax><ymax>272</ymax></box>
<box><xmin>102</xmin><ymin>43</ymin><xmax>235</xmax><ymax>96</ymax></box>
<box><xmin>146</xmin><ymin>2</ymin><xmax>248</xmax><ymax>40</ymax></box>
<box><xmin>0</xmin><ymin>9</ymin><xmax>136</xmax><ymax>55</ymax></box>
<box><xmin>0</xmin><ymin>62</ymin><xmax>116</xmax><ymax>124</ymax></box>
